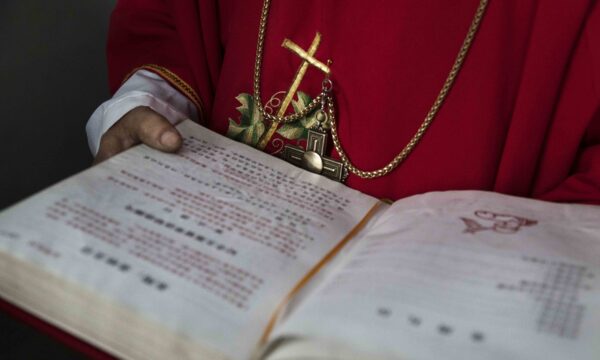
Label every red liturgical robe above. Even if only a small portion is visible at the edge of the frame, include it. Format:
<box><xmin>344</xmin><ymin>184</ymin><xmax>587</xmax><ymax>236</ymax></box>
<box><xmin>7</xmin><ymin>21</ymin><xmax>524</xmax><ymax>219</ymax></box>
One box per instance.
<box><xmin>107</xmin><ymin>0</ymin><xmax>600</xmax><ymax>204</ymax></box>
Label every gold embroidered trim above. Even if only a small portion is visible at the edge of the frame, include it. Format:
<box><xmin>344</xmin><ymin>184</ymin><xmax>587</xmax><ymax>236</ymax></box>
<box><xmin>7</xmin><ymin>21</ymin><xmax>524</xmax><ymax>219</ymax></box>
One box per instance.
<box><xmin>123</xmin><ymin>64</ymin><xmax>205</xmax><ymax>122</ymax></box>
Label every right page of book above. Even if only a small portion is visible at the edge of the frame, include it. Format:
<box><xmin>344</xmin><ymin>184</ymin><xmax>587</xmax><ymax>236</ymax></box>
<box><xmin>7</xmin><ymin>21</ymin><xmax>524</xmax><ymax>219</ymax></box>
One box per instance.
<box><xmin>269</xmin><ymin>191</ymin><xmax>600</xmax><ymax>360</ymax></box>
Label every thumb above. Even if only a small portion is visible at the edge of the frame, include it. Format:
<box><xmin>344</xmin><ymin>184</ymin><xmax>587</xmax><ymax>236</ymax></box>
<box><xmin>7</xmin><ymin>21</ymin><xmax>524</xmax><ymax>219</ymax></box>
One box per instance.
<box><xmin>125</xmin><ymin>107</ymin><xmax>183</xmax><ymax>152</ymax></box>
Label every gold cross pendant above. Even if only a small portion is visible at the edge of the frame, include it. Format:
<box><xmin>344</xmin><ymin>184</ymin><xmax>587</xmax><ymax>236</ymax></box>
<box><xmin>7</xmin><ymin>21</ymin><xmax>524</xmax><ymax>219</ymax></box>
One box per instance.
<box><xmin>255</xmin><ymin>33</ymin><xmax>346</xmax><ymax>182</ymax></box>
<box><xmin>256</xmin><ymin>33</ymin><xmax>330</xmax><ymax>150</ymax></box>
<box><xmin>283</xmin><ymin>129</ymin><xmax>348</xmax><ymax>182</ymax></box>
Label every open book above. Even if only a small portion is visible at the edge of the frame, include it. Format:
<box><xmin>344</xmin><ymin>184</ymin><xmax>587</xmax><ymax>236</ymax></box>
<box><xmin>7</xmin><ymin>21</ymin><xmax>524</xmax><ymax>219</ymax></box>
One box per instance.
<box><xmin>0</xmin><ymin>120</ymin><xmax>598</xmax><ymax>360</ymax></box>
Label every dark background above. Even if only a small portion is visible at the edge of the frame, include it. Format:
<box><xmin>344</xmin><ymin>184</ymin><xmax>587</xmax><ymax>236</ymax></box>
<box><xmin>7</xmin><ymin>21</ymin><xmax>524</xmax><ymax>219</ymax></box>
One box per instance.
<box><xmin>1</xmin><ymin>0</ymin><xmax>115</xmax><ymax>358</ymax></box>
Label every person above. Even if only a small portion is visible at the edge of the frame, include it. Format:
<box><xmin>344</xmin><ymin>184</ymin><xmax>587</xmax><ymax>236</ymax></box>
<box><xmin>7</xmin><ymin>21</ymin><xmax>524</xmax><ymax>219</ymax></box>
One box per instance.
<box><xmin>88</xmin><ymin>0</ymin><xmax>600</xmax><ymax>204</ymax></box>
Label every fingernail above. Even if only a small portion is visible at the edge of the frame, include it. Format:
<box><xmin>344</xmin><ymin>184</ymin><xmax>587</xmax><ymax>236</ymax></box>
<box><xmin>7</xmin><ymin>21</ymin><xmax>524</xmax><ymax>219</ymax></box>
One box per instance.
<box><xmin>160</xmin><ymin>131</ymin><xmax>178</xmax><ymax>147</ymax></box>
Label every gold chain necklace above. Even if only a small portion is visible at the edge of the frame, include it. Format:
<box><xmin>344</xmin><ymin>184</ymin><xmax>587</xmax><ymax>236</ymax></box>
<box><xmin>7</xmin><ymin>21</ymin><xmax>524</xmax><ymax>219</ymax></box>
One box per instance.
<box><xmin>253</xmin><ymin>0</ymin><xmax>489</xmax><ymax>179</ymax></box>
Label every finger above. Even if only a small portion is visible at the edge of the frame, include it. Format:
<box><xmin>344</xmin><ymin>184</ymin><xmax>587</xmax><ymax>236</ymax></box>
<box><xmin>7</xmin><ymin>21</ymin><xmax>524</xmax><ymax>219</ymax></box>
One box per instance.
<box><xmin>94</xmin><ymin>133</ymin><xmax>126</xmax><ymax>165</ymax></box>
<box><xmin>124</xmin><ymin>110</ymin><xmax>182</xmax><ymax>152</ymax></box>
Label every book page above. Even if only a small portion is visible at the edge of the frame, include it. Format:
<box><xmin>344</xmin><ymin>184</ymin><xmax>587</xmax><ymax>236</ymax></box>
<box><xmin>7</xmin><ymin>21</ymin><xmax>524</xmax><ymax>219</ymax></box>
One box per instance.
<box><xmin>270</xmin><ymin>191</ymin><xmax>600</xmax><ymax>360</ymax></box>
<box><xmin>0</xmin><ymin>120</ymin><xmax>379</xmax><ymax>360</ymax></box>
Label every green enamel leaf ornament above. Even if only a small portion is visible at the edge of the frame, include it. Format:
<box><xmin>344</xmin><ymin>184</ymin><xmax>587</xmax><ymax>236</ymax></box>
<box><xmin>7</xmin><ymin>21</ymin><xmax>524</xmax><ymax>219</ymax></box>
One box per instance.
<box><xmin>227</xmin><ymin>93</ymin><xmax>266</xmax><ymax>146</ymax></box>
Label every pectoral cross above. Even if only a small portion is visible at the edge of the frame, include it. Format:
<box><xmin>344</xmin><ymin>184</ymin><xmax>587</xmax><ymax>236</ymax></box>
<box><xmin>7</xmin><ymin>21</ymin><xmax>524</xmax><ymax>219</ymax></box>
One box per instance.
<box><xmin>283</xmin><ymin>129</ymin><xmax>347</xmax><ymax>182</ymax></box>
<box><xmin>256</xmin><ymin>33</ymin><xmax>347</xmax><ymax>182</ymax></box>
<box><xmin>256</xmin><ymin>33</ymin><xmax>330</xmax><ymax>149</ymax></box>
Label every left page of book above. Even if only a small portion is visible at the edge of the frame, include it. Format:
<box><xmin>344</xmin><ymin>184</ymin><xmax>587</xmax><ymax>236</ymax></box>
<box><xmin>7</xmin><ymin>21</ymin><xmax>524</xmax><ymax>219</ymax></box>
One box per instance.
<box><xmin>0</xmin><ymin>120</ymin><xmax>379</xmax><ymax>360</ymax></box>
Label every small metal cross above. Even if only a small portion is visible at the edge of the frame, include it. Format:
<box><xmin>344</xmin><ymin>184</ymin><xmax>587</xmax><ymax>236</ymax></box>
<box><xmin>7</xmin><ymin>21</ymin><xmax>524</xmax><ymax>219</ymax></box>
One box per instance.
<box><xmin>283</xmin><ymin>129</ymin><xmax>347</xmax><ymax>182</ymax></box>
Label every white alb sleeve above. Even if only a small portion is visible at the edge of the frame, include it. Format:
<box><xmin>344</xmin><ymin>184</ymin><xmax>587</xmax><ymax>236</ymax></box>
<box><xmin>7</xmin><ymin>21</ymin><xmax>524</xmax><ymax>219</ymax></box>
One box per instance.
<box><xmin>86</xmin><ymin>69</ymin><xmax>199</xmax><ymax>155</ymax></box>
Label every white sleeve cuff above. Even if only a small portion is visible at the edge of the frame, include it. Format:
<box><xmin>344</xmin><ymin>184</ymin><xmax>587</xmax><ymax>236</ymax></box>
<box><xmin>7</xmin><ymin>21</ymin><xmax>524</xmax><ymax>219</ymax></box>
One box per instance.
<box><xmin>86</xmin><ymin>69</ymin><xmax>199</xmax><ymax>155</ymax></box>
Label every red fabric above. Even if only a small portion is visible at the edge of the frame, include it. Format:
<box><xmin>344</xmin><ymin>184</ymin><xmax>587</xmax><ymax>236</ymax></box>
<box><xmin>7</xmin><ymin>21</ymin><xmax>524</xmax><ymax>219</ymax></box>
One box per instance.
<box><xmin>107</xmin><ymin>0</ymin><xmax>600</xmax><ymax>204</ymax></box>
<box><xmin>0</xmin><ymin>299</ymin><xmax>114</xmax><ymax>359</ymax></box>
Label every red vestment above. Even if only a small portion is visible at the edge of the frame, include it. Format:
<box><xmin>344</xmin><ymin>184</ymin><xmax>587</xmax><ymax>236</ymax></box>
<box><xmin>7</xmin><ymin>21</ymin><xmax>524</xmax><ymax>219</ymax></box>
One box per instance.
<box><xmin>107</xmin><ymin>0</ymin><xmax>600</xmax><ymax>204</ymax></box>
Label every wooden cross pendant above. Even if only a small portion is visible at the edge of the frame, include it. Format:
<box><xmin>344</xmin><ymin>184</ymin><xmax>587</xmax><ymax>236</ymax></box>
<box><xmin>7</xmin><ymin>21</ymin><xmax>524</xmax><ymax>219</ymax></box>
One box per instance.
<box><xmin>283</xmin><ymin>129</ymin><xmax>347</xmax><ymax>182</ymax></box>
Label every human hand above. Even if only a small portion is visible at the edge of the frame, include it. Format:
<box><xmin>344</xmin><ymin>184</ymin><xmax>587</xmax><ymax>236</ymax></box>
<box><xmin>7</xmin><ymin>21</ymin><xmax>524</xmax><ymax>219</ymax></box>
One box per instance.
<box><xmin>93</xmin><ymin>106</ymin><xmax>182</xmax><ymax>164</ymax></box>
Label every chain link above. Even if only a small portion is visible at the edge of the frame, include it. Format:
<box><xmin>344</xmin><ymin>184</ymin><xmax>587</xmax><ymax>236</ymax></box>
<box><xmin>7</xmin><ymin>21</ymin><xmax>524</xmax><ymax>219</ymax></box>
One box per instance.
<box><xmin>253</xmin><ymin>0</ymin><xmax>489</xmax><ymax>178</ymax></box>
<box><xmin>253</xmin><ymin>0</ymin><xmax>323</xmax><ymax>124</ymax></box>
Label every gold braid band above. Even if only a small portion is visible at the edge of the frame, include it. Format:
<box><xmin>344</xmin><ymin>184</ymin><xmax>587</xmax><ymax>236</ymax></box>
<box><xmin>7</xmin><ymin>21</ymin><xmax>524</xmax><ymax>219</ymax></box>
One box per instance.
<box><xmin>124</xmin><ymin>64</ymin><xmax>205</xmax><ymax>122</ymax></box>
<box><xmin>254</xmin><ymin>0</ymin><xmax>489</xmax><ymax>179</ymax></box>
<box><xmin>252</xmin><ymin>0</ymin><xmax>323</xmax><ymax>124</ymax></box>
<box><xmin>329</xmin><ymin>0</ymin><xmax>489</xmax><ymax>179</ymax></box>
